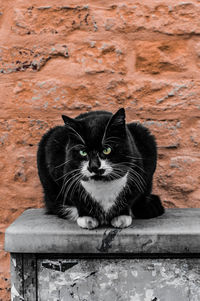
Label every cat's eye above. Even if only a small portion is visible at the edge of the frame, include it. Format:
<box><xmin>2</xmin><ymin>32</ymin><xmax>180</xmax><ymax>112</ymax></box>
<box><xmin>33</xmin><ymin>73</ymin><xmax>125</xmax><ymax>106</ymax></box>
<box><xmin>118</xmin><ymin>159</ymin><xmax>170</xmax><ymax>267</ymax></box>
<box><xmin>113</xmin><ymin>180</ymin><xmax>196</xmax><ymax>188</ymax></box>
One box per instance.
<box><xmin>103</xmin><ymin>147</ymin><xmax>111</xmax><ymax>155</ymax></box>
<box><xmin>79</xmin><ymin>150</ymin><xmax>87</xmax><ymax>157</ymax></box>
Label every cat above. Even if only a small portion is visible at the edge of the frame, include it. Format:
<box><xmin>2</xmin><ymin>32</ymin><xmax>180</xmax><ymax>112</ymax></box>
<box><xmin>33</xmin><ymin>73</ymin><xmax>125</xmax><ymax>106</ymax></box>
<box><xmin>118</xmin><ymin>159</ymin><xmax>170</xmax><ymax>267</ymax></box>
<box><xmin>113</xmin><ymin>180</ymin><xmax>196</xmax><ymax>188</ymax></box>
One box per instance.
<box><xmin>37</xmin><ymin>108</ymin><xmax>164</xmax><ymax>229</ymax></box>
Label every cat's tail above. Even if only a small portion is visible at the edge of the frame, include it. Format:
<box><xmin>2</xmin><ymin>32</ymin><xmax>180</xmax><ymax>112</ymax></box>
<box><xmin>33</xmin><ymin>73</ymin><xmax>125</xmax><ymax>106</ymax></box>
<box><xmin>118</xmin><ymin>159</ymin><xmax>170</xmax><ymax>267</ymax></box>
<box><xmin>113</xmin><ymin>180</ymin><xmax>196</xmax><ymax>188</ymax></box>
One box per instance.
<box><xmin>131</xmin><ymin>194</ymin><xmax>165</xmax><ymax>219</ymax></box>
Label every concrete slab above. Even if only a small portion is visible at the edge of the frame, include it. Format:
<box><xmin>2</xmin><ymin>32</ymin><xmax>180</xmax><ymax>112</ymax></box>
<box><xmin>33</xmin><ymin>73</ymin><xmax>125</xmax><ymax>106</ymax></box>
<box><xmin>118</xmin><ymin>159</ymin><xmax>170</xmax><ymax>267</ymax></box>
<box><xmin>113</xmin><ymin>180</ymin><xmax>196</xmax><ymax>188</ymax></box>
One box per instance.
<box><xmin>4</xmin><ymin>208</ymin><xmax>200</xmax><ymax>254</ymax></box>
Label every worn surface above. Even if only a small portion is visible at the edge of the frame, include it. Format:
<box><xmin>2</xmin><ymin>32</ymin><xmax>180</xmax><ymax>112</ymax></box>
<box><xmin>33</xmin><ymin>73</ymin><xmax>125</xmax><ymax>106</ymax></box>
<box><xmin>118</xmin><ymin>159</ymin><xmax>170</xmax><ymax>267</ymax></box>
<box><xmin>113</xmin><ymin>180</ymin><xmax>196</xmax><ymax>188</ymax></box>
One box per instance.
<box><xmin>1</xmin><ymin>0</ymin><xmax>200</xmax><ymax>299</ymax></box>
<box><xmin>23</xmin><ymin>254</ymin><xmax>37</xmax><ymax>301</ymax></box>
<box><xmin>38</xmin><ymin>258</ymin><xmax>200</xmax><ymax>301</ymax></box>
<box><xmin>10</xmin><ymin>253</ymin><xmax>37</xmax><ymax>301</ymax></box>
<box><xmin>10</xmin><ymin>254</ymin><xmax>23</xmax><ymax>301</ymax></box>
<box><xmin>9</xmin><ymin>255</ymin><xmax>200</xmax><ymax>301</ymax></box>
<box><xmin>5</xmin><ymin>208</ymin><xmax>200</xmax><ymax>254</ymax></box>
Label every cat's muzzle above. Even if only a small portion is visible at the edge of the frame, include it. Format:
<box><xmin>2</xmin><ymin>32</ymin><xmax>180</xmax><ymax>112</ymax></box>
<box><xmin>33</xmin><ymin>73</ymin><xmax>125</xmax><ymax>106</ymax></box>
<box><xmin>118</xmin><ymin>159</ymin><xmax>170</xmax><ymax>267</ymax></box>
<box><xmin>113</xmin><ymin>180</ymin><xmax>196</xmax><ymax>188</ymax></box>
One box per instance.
<box><xmin>88</xmin><ymin>166</ymin><xmax>105</xmax><ymax>175</ymax></box>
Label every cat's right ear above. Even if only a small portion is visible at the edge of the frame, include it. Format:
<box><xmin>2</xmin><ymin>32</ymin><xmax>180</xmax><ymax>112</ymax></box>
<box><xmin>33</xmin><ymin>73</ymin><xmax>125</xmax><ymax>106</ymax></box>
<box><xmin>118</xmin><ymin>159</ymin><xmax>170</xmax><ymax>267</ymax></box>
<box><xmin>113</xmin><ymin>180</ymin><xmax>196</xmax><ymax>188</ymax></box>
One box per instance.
<box><xmin>62</xmin><ymin>115</ymin><xmax>85</xmax><ymax>144</ymax></box>
<box><xmin>62</xmin><ymin>115</ymin><xmax>76</xmax><ymax>127</ymax></box>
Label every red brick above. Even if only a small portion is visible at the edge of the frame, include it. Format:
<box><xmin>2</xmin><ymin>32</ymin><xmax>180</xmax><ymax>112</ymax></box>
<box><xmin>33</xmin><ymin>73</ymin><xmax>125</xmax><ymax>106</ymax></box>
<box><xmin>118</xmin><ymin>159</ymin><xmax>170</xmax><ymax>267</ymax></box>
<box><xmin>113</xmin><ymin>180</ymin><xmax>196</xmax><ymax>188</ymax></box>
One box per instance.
<box><xmin>0</xmin><ymin>45</ymin><xmax>69</xmax><ymax>74</ymax></box>
<box><xmin>13</xmin><ymin>5</ymin><xmax>96</xmax><ymax>35</ymax></box>
<box><xmin>135</xmin><ymin>40</ymin><xmax>189</xmax><ymax>74</ymax></box>
<box><xmin>96</xmin><ymin>2</ymin><xmax>200</xmax><ymax>35</ymax></box>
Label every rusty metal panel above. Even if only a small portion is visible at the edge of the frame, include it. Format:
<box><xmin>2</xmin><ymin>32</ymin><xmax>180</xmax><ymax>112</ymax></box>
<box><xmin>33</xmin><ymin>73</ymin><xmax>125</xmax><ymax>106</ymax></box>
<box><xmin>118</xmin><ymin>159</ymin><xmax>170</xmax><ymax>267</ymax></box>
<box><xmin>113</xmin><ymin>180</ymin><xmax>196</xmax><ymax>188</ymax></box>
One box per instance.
<box><xmin>37</xmin><ymin>258</ymin><xmax>200</xmax><ymax>301</ymax></box>
<box><xmin>10</xmin><ymin>253</ymin><xmax>24</xmax><ymax>301</ymax></box>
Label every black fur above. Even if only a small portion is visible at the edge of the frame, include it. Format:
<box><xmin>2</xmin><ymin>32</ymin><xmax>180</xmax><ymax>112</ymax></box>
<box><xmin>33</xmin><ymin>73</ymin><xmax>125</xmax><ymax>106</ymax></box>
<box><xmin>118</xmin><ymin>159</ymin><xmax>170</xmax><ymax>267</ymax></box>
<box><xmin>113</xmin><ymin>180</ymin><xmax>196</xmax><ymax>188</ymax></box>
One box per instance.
<box><xmin>37</xmin><ymin>108</ymin><xmax>164</xmax><ymax>225</ymax></box>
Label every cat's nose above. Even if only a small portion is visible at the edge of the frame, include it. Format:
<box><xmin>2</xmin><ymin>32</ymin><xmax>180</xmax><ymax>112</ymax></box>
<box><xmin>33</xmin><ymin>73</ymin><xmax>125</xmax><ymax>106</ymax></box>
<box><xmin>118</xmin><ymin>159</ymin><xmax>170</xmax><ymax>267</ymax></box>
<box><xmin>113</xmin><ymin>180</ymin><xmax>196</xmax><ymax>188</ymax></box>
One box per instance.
<box><xmin>88</xmin><ymin>159</ymin><xmax>105</xmax><ymax>175</ymax></box>
<box><xmin>88</xmin><ymin>157</ymin><xmax>101</xmax><ymax>174</ymax></box>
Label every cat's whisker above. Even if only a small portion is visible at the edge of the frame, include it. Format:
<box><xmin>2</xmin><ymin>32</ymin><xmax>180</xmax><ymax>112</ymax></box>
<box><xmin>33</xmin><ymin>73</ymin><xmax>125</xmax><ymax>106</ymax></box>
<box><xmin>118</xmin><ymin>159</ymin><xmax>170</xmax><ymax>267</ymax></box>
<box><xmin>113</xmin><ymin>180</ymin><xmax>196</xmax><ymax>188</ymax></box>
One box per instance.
<box><xmin>130</xmin><ymin>168</ymin><xmax>146</xmax><ymax>186</ymax></box>
<box><xmin>117</xmin><ymin>161</ymin><xmax>146</xmax><ymax>174</ymax></box>
<box><xmin>63</xmin><ymin>179</ymin><xmax>79</xmax><ymax>205</ymax></box>
<box><xmin>56</xmin><ymin>176</ymin><xmax>73</xmax><ymax>201</ymax></box>
<box><xmin>126</xmin><ymin>155</ymin><xmax>151</xmax><ymax>161</ymax></box>
<box><xmin>63</xmin><ymin>174</ymin><xmax>83</xmax><ymax>204</ymax></box>
<box><xmin>103</xmin><ymin>135</ymin><xmax>121</xmax><ymax>143</ymax></box>
<box><xmin>66</xmin><ymin>125</ymin><xmax>86</xmax><ymax>145</ymax></box>
<box><xmin>119</xmin><ymin>165</ymin><xmax>146</xmax><ymax>186</ymax></box>
<box><xmin>56</xmin><ymin>170</ymin><xmax>81</xmax><ymax>200</ymax></box>
<box><xmin>111</xmin><ymin>166</ymin><xmax>145</xmax><ymax>193</ymax></box>
<box><xmin>108</xmin><ymin>170</ymin><xmax>126</xmax><ymax>181</ymax></box>
<box><xmin>62</xmin><ymin>171</ymin><xmax>81</xmax><ymax>191</ymax></box>
<box><xmin>126</xmin><ymin>173</ymin><xmax>143</xmax><ymax>192</ymax></box>
<box><xmin>127</xmin><ymin>173</ymin><xmax>145</xmax><ymax>193</ymax></box>
<box><xmin>112</xmin><ymin>161</ymin><xmax>146</xmax><ymax>185</ymax></box>
<box><xmin>55</xmin><ymin>168</ymin><xmax>81</xmax><ymax>181</ymax></box>
<box><xmin>54</xmin><ymin>159</ymin><xmax>71</xmax><ymax>169</ymax></box>
<box><xmin>104</xmin><ymin>139</ymin><xmax>119</xmax><ymax>144</ymax></box>
<box><xmin>110</xmin><ymin>158</ymin><xmax>146</xmax><ymax>191</ymax></box>
<box><xmin>111</xmin><ymin>160</ymin><xmax>146</xmax><ymax>175</ymax></box>
<box><xmin>68</xmin><ymin>175</ymin><xmax>83</xmax><ymax>202</ymax></box>
<box><xmin>67</xmin><ymin>144</ymin><xmax>85</xmax><ymax>152</ymax></box>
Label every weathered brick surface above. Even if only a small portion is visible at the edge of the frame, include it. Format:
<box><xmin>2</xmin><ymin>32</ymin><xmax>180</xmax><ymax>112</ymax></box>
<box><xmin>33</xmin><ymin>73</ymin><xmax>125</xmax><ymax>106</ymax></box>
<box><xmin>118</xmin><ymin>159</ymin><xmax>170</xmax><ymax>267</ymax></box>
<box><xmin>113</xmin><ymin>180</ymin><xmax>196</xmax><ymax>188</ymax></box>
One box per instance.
<box><xmin>13</xmin><ymin>5</ymin><xmax>96</xmax><ymax>35</ymax></box>
<box><xmin>0</xmin><ymin>45</ymin><xmax>69</xmax><ymax>73</ymax></box>
<box><xmin>135</xmin><ymin>40</ymin><xmax>189</xmax><ymax>74</ymax></box>
<box><xmin>0</xmin><ymin>0</ymin><xmax>200</xmax><ymax>299</ymax></box>
<box><xmin>98</xmin><ymin>2</ymin><xmax>200</xmax><ymax>35</ymax></box>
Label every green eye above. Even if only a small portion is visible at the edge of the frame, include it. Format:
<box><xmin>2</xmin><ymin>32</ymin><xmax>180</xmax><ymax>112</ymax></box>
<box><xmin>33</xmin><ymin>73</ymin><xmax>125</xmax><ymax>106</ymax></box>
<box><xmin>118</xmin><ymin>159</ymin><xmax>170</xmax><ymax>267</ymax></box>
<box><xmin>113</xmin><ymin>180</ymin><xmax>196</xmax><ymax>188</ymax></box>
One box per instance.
<box><xmin>80</xmin><ymin>150</ymin><xmax>87</xmax><ymax>157</ymax></box>
<box><xmin>103</xmin><ymin>147</ymin><xmax>111</xmax><ymax>155</ymax></box>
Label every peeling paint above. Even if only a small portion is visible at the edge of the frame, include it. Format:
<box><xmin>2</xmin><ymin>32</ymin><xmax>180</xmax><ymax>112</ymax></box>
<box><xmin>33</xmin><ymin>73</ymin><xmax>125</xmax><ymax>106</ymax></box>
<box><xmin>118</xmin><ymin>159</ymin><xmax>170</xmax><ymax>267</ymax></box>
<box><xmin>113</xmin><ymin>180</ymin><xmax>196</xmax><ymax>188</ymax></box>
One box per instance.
<box><xmin>42</xmin><ymin>260</ymin><xmax>78</xmax><ymax>272</ymax></box>
<box><xmin>12</xmin><ymin>257</ymin><xmax>16</xmax><ymax>268</ymax></box>
<box><xmin>144</xmin><ymin>289</ymin><xmax>154</xmax><ymax>301</ymax></box>
<box><xmin>11</xmin><ymin>284</ymin><xmax>24</xmax><ymax>301</ymax></box>
<box><xmin>97</xmin><ymin>229</ymin><xmax>121</xmax><ymax>252</ymax></box>
<box><xmin>37</xmin><ymin>258</ymin><xmax>200</xmax><ymax>300</ymax></box>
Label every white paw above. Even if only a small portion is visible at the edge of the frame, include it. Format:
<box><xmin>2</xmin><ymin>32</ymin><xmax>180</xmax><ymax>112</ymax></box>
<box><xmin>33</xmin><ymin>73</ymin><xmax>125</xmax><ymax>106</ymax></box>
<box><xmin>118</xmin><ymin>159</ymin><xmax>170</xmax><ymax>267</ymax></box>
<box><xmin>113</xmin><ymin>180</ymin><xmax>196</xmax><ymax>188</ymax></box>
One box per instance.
<box><xmin>77</xmin><ymin>216</ymin><xmax>99</xmax><ymax>230</ymax></box>
<box><xmin>111</xmin><ymin>215</ymin><xmax>132</xmax><ymax>228</ymax></box>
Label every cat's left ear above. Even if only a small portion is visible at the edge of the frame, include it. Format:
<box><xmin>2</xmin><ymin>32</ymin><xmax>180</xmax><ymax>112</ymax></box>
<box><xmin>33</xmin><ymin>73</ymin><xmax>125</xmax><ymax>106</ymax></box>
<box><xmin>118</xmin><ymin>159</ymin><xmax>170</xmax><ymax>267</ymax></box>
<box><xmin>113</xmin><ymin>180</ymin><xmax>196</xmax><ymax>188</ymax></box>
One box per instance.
<box><xmin>110</xmin><ymin>108</ymin><xmax>126</xmax><ymax>127</ymax></box>
<box><xmin>103</xmin><ymin>108</ymin><xmax>126</xmax><ymax>141</ymax></box>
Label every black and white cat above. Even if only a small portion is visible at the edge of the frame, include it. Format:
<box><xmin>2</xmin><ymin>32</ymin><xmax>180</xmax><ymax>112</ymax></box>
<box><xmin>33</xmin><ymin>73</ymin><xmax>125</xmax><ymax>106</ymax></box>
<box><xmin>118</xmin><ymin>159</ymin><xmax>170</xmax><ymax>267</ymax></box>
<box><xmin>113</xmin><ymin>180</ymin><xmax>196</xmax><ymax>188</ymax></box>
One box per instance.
<box><xmin>37</xmin><ymin>108</ymin><xmax>164</xmax><ymax>229</ymax></box>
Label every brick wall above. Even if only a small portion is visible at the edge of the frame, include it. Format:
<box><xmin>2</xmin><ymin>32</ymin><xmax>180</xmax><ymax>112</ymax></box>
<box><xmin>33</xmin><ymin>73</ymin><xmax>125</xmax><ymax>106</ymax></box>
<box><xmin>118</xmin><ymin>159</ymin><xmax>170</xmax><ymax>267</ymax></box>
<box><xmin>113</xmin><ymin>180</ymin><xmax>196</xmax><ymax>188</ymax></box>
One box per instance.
<box><xmin>1</xmin><ymin>0</ymin><xmax>200</xmax><ymax>299</ymax></box>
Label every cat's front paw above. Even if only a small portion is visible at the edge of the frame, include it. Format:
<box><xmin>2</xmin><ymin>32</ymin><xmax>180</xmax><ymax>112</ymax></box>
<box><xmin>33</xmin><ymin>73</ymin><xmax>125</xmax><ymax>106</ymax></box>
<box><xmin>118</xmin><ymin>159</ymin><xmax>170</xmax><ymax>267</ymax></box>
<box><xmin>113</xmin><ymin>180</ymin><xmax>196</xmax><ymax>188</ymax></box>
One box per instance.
<box><xmin>111</xmin><ymin>215</ymin><xmax>132</xmax><ymax>228</ymax></box>
<box><xmin>77</xmin><ymin>216</ymin><xmax>99</xmax><ymax>230</ymax></box>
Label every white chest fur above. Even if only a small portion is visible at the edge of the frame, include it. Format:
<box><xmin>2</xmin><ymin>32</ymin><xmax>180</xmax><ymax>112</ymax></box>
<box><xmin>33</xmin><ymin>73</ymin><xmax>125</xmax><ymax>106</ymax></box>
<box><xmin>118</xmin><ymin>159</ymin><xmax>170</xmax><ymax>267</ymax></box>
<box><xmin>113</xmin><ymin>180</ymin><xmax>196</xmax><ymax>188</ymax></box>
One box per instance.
<box><xmin>80</xmin><ymin>173</ymin><xmax>128</xmax><ymax>212</ymax></box>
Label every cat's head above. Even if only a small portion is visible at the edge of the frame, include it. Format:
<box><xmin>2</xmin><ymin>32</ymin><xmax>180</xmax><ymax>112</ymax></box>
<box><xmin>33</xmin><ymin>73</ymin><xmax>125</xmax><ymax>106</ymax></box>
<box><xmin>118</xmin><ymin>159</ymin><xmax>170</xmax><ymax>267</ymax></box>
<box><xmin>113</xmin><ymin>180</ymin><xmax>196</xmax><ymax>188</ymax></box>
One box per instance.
<box><xmin>62</xmin><ymin>108</ymin><xmax>136</xmax><ymax>182</ymax></box>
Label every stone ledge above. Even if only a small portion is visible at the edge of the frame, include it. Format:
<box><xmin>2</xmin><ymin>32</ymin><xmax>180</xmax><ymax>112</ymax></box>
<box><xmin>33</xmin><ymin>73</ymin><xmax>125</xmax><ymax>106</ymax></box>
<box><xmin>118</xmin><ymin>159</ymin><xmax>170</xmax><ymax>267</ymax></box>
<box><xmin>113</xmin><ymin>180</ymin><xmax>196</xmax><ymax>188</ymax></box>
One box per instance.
<box><xmin>4</xmin><ymin>208</ymin><xmax>200</xmax><ymax>254</ymax></box>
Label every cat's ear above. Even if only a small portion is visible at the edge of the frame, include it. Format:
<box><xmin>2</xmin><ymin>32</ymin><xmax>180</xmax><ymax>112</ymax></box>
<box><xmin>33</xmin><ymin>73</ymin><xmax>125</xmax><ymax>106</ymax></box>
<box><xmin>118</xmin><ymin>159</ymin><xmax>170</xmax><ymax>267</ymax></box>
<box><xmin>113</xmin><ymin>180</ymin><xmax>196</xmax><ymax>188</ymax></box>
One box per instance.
<box><xmin>103</xmin><ymin>108</ymin><xmax>126</xmax><ymax>141</ymax></box>
<box><xmin>110</xmin><ymin>108</ymin><xmax>125</xmax><ymax>127</ymax></box>
<box><xmin>62</xmin><ymin>115</ymin><xmax>77</xmax><ymax>127</ymax></box>
<box><xmin>62</xmin><ymin>115</ymin><xmax>85</xmax><ymax>144</ymax></box>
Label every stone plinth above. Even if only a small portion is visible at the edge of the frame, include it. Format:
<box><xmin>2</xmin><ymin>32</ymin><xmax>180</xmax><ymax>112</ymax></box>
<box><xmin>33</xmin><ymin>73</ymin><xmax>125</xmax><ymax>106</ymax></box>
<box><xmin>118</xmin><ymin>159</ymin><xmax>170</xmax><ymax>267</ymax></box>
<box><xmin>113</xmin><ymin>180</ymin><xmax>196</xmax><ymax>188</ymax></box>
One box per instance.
<box><xmin>4</xmin><ymin>208</ymin><xmax>200</xmax><ymax>301</ymax></box>
<box><xmin>5</xmin><ymin>208</ymin><xmax>200</xmax><ymax>254</ymax></box>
